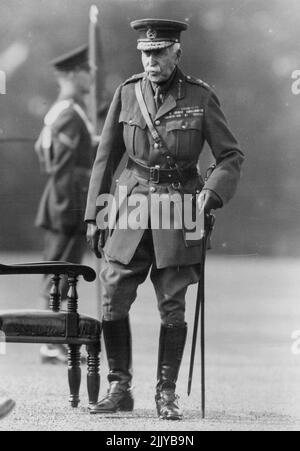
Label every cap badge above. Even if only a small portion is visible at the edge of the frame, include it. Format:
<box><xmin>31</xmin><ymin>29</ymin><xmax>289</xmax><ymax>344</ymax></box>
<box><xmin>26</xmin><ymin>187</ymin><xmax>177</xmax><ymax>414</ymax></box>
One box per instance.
<box><xmin>146</xmin><ymin>27</ymin><xmax>157</xmax><ymax>40</ymax></box>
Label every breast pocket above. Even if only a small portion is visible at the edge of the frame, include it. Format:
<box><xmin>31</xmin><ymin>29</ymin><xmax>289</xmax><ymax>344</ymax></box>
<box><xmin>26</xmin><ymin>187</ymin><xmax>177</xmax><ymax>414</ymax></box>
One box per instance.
<box><xmin>166</xmin><ymin>118</ymin><xmax>203</xmax><ymax>159</ymax></box>
<box><xmin>119</xmin><ymin>110</ymin><xmax>147</xmax><ymax>157</ymax></box>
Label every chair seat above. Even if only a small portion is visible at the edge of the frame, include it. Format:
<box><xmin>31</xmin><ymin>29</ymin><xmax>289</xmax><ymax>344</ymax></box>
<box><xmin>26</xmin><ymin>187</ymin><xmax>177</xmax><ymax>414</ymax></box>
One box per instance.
<box><xmin>0</xmin><ymin>310</ymin><xmax>101</xmax><ymax>339</ymax></box>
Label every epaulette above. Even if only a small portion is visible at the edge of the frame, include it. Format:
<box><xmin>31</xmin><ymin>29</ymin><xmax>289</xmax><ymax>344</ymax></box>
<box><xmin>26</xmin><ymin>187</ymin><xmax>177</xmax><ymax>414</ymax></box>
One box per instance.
<box><xmin>185</xmin><ymin>75</ymin><xmax>211</xmax><ymax>91</ymax></box>
<box><xmin>123</xmin><ymin>73</ymin><xmax>145</xmax><ymax>86</ymax></box>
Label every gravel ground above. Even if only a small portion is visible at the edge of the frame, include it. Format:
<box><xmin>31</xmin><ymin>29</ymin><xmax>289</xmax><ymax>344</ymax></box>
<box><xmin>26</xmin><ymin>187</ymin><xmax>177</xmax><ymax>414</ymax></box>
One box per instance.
<box><xmin>0</xmin><ymin>253</ymin><xmax>300</xmax><ymax>431</ymax></box>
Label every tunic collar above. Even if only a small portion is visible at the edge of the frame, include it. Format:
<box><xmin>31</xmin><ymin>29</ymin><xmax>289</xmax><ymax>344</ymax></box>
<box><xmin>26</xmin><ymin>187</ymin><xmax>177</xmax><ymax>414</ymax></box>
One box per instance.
<box><xmin>154</xmin><ymin>67</ymin><xmax>186</xmax><ymax>120</ymax></box>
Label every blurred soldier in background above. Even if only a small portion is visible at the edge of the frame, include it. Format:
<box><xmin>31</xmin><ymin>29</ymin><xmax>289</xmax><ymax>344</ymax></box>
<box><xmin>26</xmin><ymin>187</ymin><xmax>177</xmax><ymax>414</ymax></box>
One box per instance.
<box><xmin>35</xmin><ymin>45</ymin><xmax>95</xmax><ymax>364</ymax></box>
<box><xmin>86</xmin><ymin>19</ymin><xmax>244</xmax><ymax>420</ymax></box>
<box><xmin>0</xmin><ymin>396</ymin><xmax>15</xmax><ymax>419</ymax></box>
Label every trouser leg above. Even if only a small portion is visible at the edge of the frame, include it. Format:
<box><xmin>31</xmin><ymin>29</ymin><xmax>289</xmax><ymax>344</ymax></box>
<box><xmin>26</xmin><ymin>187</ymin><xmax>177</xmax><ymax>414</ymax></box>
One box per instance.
<box><xmin>90</xmin><ymin>231</ymin><xmax>153</xmax><ymax>414</ymax></box>
<box><xmin>100</xmin><ymin>229</ymin><xmax>154</xmax><ymax>321</ymax></box>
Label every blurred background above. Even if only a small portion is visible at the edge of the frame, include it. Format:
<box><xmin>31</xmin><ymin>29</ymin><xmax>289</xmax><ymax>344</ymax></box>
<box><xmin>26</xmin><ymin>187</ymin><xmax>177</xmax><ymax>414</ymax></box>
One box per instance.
<box><xmin>1</xmin><ymin>1</ymin><xmax>300</xmax><ymax>430</ymax></box>
<box><xmin>0</xmin><ymin>0</ymin><xmax>299</xmax><ymax>256</ymax></box>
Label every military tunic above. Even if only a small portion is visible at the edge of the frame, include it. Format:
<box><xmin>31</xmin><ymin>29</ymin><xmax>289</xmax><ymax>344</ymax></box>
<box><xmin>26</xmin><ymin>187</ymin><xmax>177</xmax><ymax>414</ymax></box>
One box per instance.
<box><xmin>85</xmin><ymin>68</ymin><xmax>244</xmax><ymax>267</ymax></box>
<box><xmin>85</xmin><ymin>67</ymin><xmax>244</xmax><ymax>323</ymax></box>
<box><xmin>35</xmin><ymin>97</ymin><xmax>94</xmax><ymax>301</ymax></box>
<box><xmin>36</xmin><ymin>98</ymin><xmax>94</xmax><ymax>235</ymax></box>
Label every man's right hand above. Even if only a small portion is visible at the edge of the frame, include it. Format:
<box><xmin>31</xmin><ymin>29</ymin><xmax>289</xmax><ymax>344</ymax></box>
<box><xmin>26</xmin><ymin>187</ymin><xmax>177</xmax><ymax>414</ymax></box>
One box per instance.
<box><xmin>86</xmin><ymin>222</ymin><xmax>103</xmax><ymax>259</ymax></box>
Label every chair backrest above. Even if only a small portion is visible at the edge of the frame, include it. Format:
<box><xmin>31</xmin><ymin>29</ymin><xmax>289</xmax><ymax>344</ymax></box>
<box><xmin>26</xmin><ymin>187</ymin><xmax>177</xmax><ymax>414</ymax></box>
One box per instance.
<box><xmin>0</xmin><ymin>262</ymin><xmax>97</xmax><ymax>313</ymax></box>
<box><xmin>0</xmin><ymin>262</ymin><xmax>96</xmax><ymax>282</ymax></box>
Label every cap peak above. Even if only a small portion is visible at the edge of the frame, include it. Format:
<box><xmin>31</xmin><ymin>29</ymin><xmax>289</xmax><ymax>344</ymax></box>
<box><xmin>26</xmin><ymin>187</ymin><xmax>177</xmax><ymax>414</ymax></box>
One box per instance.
<box><xmin>51</xmin><ymin>45</ymin><xmax>89</xmax><ymax>72</ymax></box>
<box><xmin>131</xmin><ymin>18</ymin><xmax>188</xmax><ymax>51</ymax></box>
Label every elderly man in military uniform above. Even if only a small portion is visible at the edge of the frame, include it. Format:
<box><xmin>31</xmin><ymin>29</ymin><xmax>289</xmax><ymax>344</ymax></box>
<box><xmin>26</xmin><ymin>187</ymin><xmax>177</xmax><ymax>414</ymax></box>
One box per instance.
<box><xmin>35</xmin><ymin>45</ymin><xmax>95</xmax><ymax>363</ymax></box>
<box><xmin>86</xmin><ymin>19</ymin><xmax>244</xmax><ymax>420</ymax></box>
<box><xmin>0</xmin><ymin>396</ymin><xmax>15</xmax><ymax>420</ymax></box>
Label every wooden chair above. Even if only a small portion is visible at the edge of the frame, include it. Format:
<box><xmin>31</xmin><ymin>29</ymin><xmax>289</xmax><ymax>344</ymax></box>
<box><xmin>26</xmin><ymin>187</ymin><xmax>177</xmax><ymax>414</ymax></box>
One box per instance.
<box><xmin>0</xmin><ymin>261</ymin><xmax>101</xmax><ymax>409</ymax></box>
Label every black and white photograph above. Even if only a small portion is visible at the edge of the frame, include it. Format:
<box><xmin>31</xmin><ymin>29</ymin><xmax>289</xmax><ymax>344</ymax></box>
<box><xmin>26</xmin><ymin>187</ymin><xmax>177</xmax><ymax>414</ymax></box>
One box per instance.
<box><xmin>0</xmin><ymin>0</ymin><xmax>300</xmax><ymax>434</ymax></box>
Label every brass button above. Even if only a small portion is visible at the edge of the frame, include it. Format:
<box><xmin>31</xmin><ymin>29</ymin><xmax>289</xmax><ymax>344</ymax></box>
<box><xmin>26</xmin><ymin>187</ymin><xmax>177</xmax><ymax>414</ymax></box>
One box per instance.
<box><xmin>182</xmin><ymin>124</ymin><xmax>187</xmax><ymax>129</ymax></box>
<box><xmin>155</xmin><ymin>120</ymin><xmax>161</xmax><ymax>126</ymax></box>
<box><xmin>129</xmin><ymin>119</ymin><xmax>133</xmax><ymax>125</ymax></box>
<box><xmin>150</xmin><ymin>187</ymin><xmax>157</xmax><ymax>193</ymax></box>
<box><xmin>154</xmin><ymin>143</ymin><xmax>160</xmax><ymax>149</ymax></box>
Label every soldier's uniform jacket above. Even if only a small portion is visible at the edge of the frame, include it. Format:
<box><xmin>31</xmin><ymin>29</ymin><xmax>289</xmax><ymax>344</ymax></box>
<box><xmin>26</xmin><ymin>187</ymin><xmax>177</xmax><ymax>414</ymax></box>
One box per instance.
<box><xmin>36</xmin><ymin>98</ymin><xmax>94</xmax><ymax>235</ymax></box>
<box><xmin>85</xmin><ymin>67</ymin><xmax>244</xmax><ymax>268</ymax></box>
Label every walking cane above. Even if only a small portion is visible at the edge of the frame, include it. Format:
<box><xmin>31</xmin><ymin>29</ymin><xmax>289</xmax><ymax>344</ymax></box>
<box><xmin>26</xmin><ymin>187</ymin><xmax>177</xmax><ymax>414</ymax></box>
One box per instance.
<box><xmin>187</xmin><ymin>212</ymin><xmax>215</xmax><ymax>419</ymax></box>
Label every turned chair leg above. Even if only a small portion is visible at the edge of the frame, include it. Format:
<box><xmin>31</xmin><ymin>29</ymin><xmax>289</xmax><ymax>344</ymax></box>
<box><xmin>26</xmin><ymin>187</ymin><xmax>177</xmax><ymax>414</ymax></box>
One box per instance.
<box><xmin>87</xmin><ymin>343</ymin><xmax>101</xmax><ymax>406</ymax></box>
<box><xmin>68</xmin><ymin>344</ymin><xmax>82</xmax><ymax>408</ymax></box>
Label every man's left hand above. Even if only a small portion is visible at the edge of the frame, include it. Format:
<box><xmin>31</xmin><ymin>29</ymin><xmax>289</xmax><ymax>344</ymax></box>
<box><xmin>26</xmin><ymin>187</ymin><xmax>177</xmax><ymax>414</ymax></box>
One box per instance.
<box><xmin>197</xmin><ymin>189</ymin><xmax>222</xmax><ymax>214</ymax></box>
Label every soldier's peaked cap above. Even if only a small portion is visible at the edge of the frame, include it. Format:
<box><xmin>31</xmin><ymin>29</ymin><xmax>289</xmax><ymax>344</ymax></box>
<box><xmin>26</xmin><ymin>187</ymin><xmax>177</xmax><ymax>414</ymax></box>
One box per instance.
<box><xmin>51</xmin><ymin>45</ymin><xmax>89</xmax><ymax>72</ymax></box>
<box><xmin>130</xmin><ymin>19</ymin><xmax>188</xmax><ymax>51</ymax></box>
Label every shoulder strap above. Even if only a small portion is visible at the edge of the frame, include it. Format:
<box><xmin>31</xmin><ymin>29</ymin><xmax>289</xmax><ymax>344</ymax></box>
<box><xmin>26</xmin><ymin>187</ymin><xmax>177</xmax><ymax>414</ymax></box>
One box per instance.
<box><xmin>44</xmin><ymin>100</ymin><xmax>72</xmax><ymax>127</ymax></box>
<box><xmin>73</xmin><ymin>102</ymin><xmax>94</xmax><ymax>135</ymax></box>
<box><xmin>135</xmin><ymin>80</ymin><xmax>184</xmax><ymax>176</ymax></box>
<box><xmin>38</xmin><ymin>101</ymin><xmax>73</xmax><ymax>174</ymax></box>
<box><xmin>135</xmin><ymin>80</ymin><xmax>162</xmax><ymax>146</ymax></box>
<box><xmin>38</xmin><ymin>100</ymin><xmax>75</xmax><ymax>175</ymax></box>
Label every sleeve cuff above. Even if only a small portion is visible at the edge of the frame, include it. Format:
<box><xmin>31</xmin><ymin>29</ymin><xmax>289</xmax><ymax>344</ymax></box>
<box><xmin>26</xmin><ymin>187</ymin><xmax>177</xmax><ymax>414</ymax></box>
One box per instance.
<box><xmin>202</xmin><ymin>188</ymin><xmax>223</xmax><ymax>208</ymax></box>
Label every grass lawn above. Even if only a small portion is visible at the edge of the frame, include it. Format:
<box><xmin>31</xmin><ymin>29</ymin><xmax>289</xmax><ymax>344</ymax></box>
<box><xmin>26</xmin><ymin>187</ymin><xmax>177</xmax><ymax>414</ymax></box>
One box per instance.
<box><xmin>0</xmin><ymin>253</ymin><xmax>300</xmax><ymax>431</ymax></box>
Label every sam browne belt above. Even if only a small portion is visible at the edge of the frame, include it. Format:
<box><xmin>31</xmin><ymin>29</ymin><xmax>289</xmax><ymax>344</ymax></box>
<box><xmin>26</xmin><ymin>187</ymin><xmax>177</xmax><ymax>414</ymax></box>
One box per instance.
<box><xmin>127</xmin><ymin>157</ymin><xmax>198</xmax><ymax>184</ymax></box>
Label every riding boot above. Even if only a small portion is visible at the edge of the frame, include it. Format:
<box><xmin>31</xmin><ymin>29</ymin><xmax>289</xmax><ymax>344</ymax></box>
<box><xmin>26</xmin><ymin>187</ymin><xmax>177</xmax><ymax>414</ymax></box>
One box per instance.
<box><xmin>155</xmin><ymin>323</ymin><xmax>187</xmax><ymax>421</ymax></box>
<box><xmin>89</xmin><ymin>316</ymin><xmax>134</xmax><ymax>414</ymax></box>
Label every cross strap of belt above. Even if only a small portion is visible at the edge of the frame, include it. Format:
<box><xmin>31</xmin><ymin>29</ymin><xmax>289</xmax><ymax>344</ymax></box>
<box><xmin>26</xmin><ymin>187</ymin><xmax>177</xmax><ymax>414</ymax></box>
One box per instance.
<box><xmin>134</xmin><ymin>80</ymin><xmax>182</xmax><ymax>174</ymax></box>
<box><xmin>127</xmin><ymin>156</ymin><xmax>198</xmax><ymax>184</ymax></box>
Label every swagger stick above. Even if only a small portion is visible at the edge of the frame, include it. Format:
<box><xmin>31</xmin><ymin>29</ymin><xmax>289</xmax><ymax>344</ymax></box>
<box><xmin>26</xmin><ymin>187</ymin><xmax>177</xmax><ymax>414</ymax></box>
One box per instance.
<box><xmin>200</xmin><ymin>244</ymin><xmax>206</xmax><ymax>420</ymax></box>
<box><xmin>188</xmin><ymin>213</ymin><xmax>215</xmax><ymax>419</ymax></box>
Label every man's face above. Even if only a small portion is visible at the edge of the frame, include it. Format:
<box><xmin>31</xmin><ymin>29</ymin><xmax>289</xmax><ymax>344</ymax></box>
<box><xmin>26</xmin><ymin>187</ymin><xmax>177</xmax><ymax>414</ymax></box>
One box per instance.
<box><xmin>73</xmin><ymin>68</ymin><xmax>91</xmax><ymax>95</ymax></box>
<box><xmin>141</xmin><ymin>45</ymin><xmax>181</xmax><ymax>84</ymax></box>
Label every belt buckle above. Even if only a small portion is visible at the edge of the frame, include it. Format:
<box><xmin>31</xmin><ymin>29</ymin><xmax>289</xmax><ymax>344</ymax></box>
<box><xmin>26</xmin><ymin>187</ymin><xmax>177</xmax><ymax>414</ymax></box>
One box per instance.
<box><xmin>150</xmin><ymin>165</ymin><xmax>160</xmax><ymax>184</ymax></box>
<box><xmin>172</xmin><ymin>181</ymin><xmax>181</xmax><ymax>190</ymax></box>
